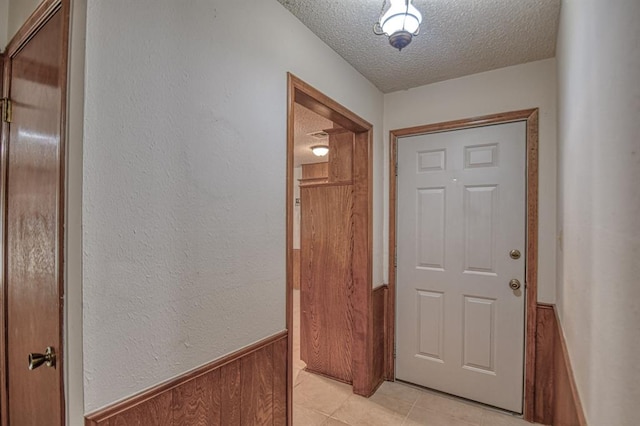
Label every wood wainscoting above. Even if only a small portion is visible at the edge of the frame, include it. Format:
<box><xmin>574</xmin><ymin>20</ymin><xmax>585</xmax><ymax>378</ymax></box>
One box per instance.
<box><xmin>85</xmin><ymin>331</ymin><xmax>287</xmax><ymax>426</ymax></box>
<box><xmin>535</xmin><ymin>304</ymin><xmax>587</xmax><ymax>426</ymax></box>
<box><xmin>372</xmin><ymin>285</ymin><xmax>388</xmax><ymax>392</ymax></box>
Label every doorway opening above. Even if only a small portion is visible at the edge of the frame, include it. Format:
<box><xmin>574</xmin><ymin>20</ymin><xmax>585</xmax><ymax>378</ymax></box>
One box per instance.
<box><xmin>286</xmin><ymin>74</ymin><xmax>374</xmax><ymax>422</ymax></box>
<box><xmin>388</xmin><ymin>109</ymin><xmax>539</xmax><ymax>421</ymax></box>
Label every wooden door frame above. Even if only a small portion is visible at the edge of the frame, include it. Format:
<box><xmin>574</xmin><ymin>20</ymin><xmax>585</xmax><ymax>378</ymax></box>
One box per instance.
<box><xmin>0</xmin><ymin>1</ymin><xmax>70</xmax><ymax>424</ymax></box>
<box><xmin>286</xmin><ymin>74</ymin><xmax>374</xmax><ymax>422</ymax></box>
<box><xmin>388</xmin><ymin>109</ymin><xmax>539</xmax><ymax>421</ymax></box>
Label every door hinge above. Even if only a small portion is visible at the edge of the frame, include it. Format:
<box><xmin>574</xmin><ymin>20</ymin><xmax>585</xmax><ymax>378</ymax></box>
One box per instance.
<box><xmin>395</xmin><ymin>162</ymin><xmax>398</xmax><ymax>176</ymax></box>
<box><xmin>1</xmin><ymin>98</ymin><xmax>12</xmax><ymax>123</ymax></box>
<box><xmin>394</xmin><ymin>252</ymin><xmax>397</xmax><ymax>268</ymax></box>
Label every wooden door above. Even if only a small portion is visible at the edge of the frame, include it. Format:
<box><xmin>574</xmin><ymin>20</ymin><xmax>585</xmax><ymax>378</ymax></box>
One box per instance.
<box><xmin>396</xmin><ymin>122</ymin><xmax>526</xmax><ymax>412</ymax></box>
<box><xmin>2</xmin><ymin>6</ymin><xmax>65</xmax><ymax>425</ymax></box>
<box><xmin>300</xmin><ymin>184</ymin><xmax>354</xmax><ymax>383</ymax></box>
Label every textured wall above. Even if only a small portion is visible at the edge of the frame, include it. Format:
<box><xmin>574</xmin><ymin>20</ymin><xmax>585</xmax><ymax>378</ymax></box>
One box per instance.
<box><xmin>7</xmin><ymin>0</ymin><xmax>40</xmax><ymax>40</ymax></box>
<box><xmin>556</xmin><ymin>1</ymin><xmax>640</xmax><ymax>425</ymax></box>
<box><xmin>383</xmin><ymin>58</ymin><xmax>558</xmax><ymax>303</ymax></box>
<box><xmin>83</xmin><ymin>0</ymin><xmax>383</xmax><ymax>412</ymax></box>
<box><xmin>0</xmin><ymin>0</ymin><xmax>8</xmax><ymax>49</ymax></box>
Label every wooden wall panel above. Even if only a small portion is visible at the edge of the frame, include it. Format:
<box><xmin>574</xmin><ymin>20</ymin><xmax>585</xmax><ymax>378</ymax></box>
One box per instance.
<box><xmin>108</xmin><ymin>392</ymin><xmax>173</xmax><ymax>426</ymax></box>
<box><xmin>220</xmin><ymin>362</ymin><xmax>241</xmax><ymax>426</ymax></box>
<box><xmin>301</xmin><ymin>162</ymin><xmax>328</xmax><ymax>180</ymax></box>
<box><xmin>327</xmin><ymin>130</ymin><xmax>353</xmax><ymax>183</ymax></box>
<box><xmin>372</xmin><ymin>285</ymin><xmax>388</xmax><ymax>390</ymax></box>
<box><xmin>534</xmin><ymin>305</ymin><xmax>555</xmax><ymax>425</ymax></box>
<box><xmin>534</xmin><ymin>304</ymin><xmax>587</xmax><ymax>426</ymax></box>
<box><xmin>300</xmin><ymin>184</ymin><xmax>353</xmax><ymax>383</ymax></box>
<box><xmin>85</xmin><ymin>332</ymin><xmax>287</xmax><ymax>426</ymax></box>
<box><xmin>292</xmin><ymin>249</ymin><xmax>301</xmax><ymax>290</ymax></box>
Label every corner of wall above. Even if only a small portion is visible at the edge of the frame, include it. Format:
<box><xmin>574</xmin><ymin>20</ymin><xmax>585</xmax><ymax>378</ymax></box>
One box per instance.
<box><xmin>66</xmin><ymin>0</ymin><xmax>87</xmax><ymax>423</ymax></box>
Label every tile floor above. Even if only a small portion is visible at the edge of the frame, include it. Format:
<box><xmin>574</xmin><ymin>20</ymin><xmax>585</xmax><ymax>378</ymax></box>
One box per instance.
<box><xmin>292</xmin><ymin>290</ymin><xmax>541</xmax><ymax>425</ymax></box>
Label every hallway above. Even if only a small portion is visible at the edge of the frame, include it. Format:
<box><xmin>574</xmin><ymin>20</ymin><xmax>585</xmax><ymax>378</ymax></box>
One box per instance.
<box><xmin>292</xmin><ymin>290</ymin><xmax>541</xmax><ymax>425</ymax></box>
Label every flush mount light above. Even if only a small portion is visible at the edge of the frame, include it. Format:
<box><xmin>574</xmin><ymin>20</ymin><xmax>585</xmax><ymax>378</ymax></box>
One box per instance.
<box><xmin>373</xmin><ymin>0</ymin><xmax>423</xmax><ymax>51</ymax></box>
<box><xmin>311</xmin><ymin>145</ymin><xmax>329</xmax><ymax>157</ymax></box>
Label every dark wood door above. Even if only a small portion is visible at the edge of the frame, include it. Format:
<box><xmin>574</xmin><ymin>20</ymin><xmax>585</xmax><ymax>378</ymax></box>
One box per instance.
<box><xmin>300</xmin><ymin>184</ymin><xmax>353</xmax><ymax>383</ymax></box>
<box><xmin>4</xmin><ymin>7</ymin><xmax>65</xmax><ymax>425</ymax></box>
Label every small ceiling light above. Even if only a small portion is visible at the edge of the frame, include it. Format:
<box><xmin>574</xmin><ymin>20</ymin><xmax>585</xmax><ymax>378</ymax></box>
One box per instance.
<box><xmin>311</xmin><ymin>145</ymin><xmax>329</xmax><ymax>157</ymax></box>
<box><xmin>374</xmin><ymin>0</ymin><xmax>422</xmax><ymax>51</ymax></box>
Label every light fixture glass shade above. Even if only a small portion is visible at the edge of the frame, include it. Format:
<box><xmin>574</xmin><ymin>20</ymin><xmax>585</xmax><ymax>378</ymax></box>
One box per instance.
<box><xmin>311</xmin><ymin>145</ymin><xmax>329</xmax><ymax>156</ymax></box>
<box><xmin>380</xmin><ymin>0</ymin><xmax>422</xmax><ymax>35</ymax></box>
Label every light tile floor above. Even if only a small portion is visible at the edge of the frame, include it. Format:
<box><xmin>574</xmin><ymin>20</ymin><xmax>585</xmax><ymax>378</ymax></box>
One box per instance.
<box><xmin>293</xmin><ymin>290</ymin><xmax>541</xmax><ymax>425</ymax></box>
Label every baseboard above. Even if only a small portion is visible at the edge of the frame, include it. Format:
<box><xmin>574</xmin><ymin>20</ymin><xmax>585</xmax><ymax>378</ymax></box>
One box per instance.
<box><xmin>535</xmin><ymin>304</ymin><xmax>587</xmax><ymax>426</ymax></box>
<box><xmin>85</xmin><ymin>331</ymin><xmax>288</xmax><ymax>426</ymax></box>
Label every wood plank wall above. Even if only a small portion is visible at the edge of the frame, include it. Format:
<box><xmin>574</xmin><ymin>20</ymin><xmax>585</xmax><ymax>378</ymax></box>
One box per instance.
<box><xmin>372</xmin><ymin>285</ymin><xmax>388</xmax><ymax>390</ymax></box>
<box><xmin>534</xmin><ymin>304</ymin><xmax>587</xmax><ymax>426</ymax></box>
<box><xmin>85</xmin><ymin>332</ymin><xmax>287</xmax><ymax>426</ymax></box>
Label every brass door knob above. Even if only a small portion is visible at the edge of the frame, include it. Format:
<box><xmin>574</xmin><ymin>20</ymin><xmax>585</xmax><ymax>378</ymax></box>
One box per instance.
<box><xmin>509</xmin><ymin>249</ymin><xmax>521</xmax><ymax>259</ymax></box>
<box><xmin>509</xmin><ymin>279</ymin><xmax>521</xmax><ymax>291</ymax></box>
<box><xmin>28</xmin><ymin>347</ymin><xmax>56</xmax><ymax>370</ymax></box>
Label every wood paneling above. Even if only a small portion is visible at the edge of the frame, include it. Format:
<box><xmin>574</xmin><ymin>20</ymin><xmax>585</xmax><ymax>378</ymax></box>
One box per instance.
<box><xmin>388</xmin><ymin>109</ymin><xmax>539</xmax><ymax>418</ymax></box>
<box><xmin>301</xmin><ymin>162</ymin><xmax>328</xmax><ymax>180</ymax></box>
<box><xmin>85</xmin><ymin>332</ymin><xmax>288</xmax><ymax>426</ymax></box>
<box><xmin>292</xmin><ymin>249</ymin><xmax>301</xmax><ymax>290</ymax></box>
<box><xmin>328</xmin><ymin>130</ymin><xmax>353</xmax><ymax>183</ymax></box>
<box><xmin>534</xmin><ymin>305</ymin><xmax>555</xmax><ymax>425</ymax></box>
<box><xmin>300</xmin><ymin>184</ymin><xmax>353</xmax><ymax>383</ymax></box>
<box><xmin>534</xmin><ymin>304</ymin><xmax>587</xmax><ymax>426</ymax></box>
<box><xmin>372</xmin><ymin>286</ymin><xmax>388</xmax><ymax>391</ymax></box>
<box><xmin>351</xmin><ymin>129</ymin><xmax>374</xmax><ymax>396</ymax></box>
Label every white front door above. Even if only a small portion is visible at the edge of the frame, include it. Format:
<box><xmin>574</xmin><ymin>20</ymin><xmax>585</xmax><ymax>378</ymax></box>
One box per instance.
<box><xmin>395</xmin><ymin>121</ymin><xmax>526</xmax><ymax>412</ymax></box>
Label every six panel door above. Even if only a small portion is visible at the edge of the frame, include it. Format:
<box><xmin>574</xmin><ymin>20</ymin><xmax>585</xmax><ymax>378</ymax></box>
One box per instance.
<box><xmin>395</xmin><ymin>122</ymin><xmax>526</xmax><ymax>412</ymax></box>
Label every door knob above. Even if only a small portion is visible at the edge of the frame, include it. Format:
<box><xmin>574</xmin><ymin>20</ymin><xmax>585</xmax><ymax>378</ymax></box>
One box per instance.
<box><xmin>509</xmin><ymin>279</ymin><xmax>521</xmax><ymax>291</ymax></box>
<box><xmin>28</xmin><ymin>347</ymin><xmax>56</xmax><ymax>370</ymax></box>
<box><xmin>509</xmin><ymin>249</ymin><xmax>521</xmax><ymax>259</ymax></box>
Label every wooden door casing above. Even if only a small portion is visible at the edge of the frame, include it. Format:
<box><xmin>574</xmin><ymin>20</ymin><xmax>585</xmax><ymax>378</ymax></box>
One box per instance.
<box><xmin>1</xmin><ymin>2</ymin><xmax>68</xmax><ymax>424</ymax></box>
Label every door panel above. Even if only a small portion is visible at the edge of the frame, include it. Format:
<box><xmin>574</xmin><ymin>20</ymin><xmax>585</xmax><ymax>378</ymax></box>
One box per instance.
<box><xmin>396</xmin><ymin>122</ymin><xmax>526</xmax><ymax>412</ymax></box>
<box><xmin>300</xmin><ymin>184</ymin><xmax>353</xmax><ymax>383</ymax></box>
<box><xmin>5</xmin><ymin>9</ymin><xmax>64</xmax><ymax>425</ymax></box>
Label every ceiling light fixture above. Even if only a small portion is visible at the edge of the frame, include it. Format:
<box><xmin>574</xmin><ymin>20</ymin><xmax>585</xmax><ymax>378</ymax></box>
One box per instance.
<box><xmin>311</xmin><ymin>145</ymin><xmax>329</xmax><ymax>157</ymax></box>
<box><xmin>373</xmin><ymin>0</ymin><xmax>422</xmax><ymax>51</ymax></box>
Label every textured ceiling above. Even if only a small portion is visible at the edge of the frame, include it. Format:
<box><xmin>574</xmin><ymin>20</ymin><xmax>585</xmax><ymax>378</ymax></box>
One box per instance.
<box><xmin>277</xmin><ymin>0</ymin><xmax>560</xmax><ymax>93</ymax></box>
<box><xmin>294</xmin><ymin>103</ymin><xmax>333</xmax><ymax>167</ymax></box>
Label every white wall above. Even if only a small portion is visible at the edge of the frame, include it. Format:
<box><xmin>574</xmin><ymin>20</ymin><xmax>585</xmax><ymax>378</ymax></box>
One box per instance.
<box><xmin>7</xmin><ymin>0</ymin><xmax>40</xmax><ymax>40</ymax></box>
<box><xmin>556</xmin><ymin>1</ymin><xmax>640</xmax><ymax>425</ymax></box>
<box><xmin>82</xmin><ymin>0</ymin><xmax>383</xmax><ymax>412</ymax></box>
<box><xmin>0</xmin><ymin>0</ymin><xmax>8</xmax><ymax>49</ymax></box>
<box><xmin>67</xmin><ymin>0</ymin><xmax>85</xmax><ymax>424</ymax></box>
<box><xmin>384</xmin><ymin>59</ymin><xmax>558</xmax><ymax>303</ymax></box>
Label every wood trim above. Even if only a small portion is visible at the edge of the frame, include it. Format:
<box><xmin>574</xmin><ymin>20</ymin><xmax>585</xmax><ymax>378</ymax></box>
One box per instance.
<box><xmin>85</xmin><ymin>331</ymin><xmax>288</xmax><ymax>425</ymax></box>
<box><xmin>534</xmin><ymin>304</ymin><xmax>587</xmax><ymax>426</ymax></box>
<box><xmin>0</xmin><ymin>50</ymin><xmax>6</xmax><ymax>426</ymax></box>
<box><xmin>524</xmin><ymin>109</ymin><xmax>539</xmax><ymax>421</ymax></box>
<box><xmin>388</xmin><ymin>109</ymin><xmax>539</xmax><ymax>419</ymax></box>
<box><xmin>351</xmin><ymin>129</ymin><xmax>374</xmax><ymax>396</ymax></box>
<box><xmin>1</xmin><ymin>2</ymin><xmax>70</xmax><ymax>425</ymax></box>
<box><xmin>299</xmin><ymin>180</ymin><xmax>353</xmax><ymax>189</ymax></box>
<box><xmin>286</xmin><ymin>74</ymin><xmax>375</xmax><ymax>407</ymax></box>
<box><xmin>372</xmin><ymin>285</ymin><xmax>388</xmax><ymax>393</ymax></box>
